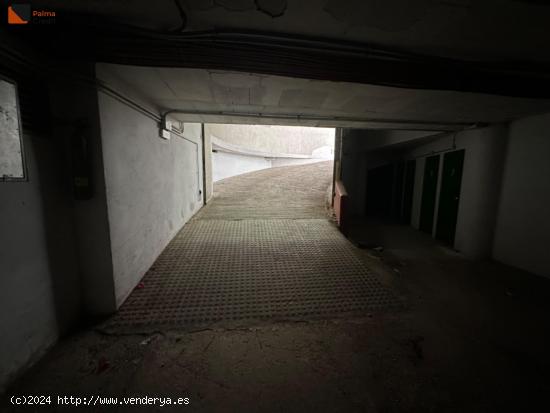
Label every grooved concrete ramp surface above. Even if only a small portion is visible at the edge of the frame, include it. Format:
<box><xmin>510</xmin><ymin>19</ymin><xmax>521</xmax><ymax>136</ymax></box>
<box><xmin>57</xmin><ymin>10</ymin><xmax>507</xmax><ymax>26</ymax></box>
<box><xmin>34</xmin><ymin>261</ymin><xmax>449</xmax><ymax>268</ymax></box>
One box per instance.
<box><xmin>197</xmin><ymin>161</ymin><xmax>332</xmax><ymax>220</ymax></box>
<box><xmin>107</xmin><ymin>161</ymin><xmax>400</xmax><ymax>330</ymax></box>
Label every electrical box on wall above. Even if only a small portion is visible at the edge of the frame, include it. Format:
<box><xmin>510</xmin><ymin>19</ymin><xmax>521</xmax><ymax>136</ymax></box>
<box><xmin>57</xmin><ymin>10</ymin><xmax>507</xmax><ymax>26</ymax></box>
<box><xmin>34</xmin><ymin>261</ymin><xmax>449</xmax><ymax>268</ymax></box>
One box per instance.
<box><xmin>160</xmin><ymin>116</ymin><xmax>184</xmax><ymax>139</ymax></box>
<box><xmin>71</xmin><ymin>128</ymin><xmax>93</xmax><ymax>200</ymax></box>
<box><xmin>159</xmin><ymin>117</ymin><xmax>172</xmax><ymax>140</ymax></box>
<box><xmin>162</xmin><ymin>118</ymin><xmax>172</xmax><ymax>131</ymax></box>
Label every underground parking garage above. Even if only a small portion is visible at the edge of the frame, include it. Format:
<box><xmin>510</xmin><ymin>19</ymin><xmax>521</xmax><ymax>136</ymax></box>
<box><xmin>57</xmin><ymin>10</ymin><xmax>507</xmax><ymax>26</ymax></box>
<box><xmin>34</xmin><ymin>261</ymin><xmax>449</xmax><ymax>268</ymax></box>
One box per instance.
<box><xmin>2</xmin><ymin>1</ymin><xmax>550</xmax><ymax>411</ymax></box>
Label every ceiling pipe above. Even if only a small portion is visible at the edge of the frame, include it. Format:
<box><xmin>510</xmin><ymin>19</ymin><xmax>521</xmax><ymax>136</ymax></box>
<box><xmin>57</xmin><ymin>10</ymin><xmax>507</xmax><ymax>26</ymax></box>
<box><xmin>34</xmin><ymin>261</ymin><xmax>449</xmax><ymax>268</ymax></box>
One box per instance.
<box><xmin>161</xmin><ymin>109</ymin><xmax>482</xmax><ymax>132</ymax></box>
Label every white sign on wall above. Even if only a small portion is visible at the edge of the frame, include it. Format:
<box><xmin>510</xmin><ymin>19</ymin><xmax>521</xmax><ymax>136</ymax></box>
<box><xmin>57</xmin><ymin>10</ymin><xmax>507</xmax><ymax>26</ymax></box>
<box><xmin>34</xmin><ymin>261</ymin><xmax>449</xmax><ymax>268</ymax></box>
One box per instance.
<box><xmin>0</xmin><ymin>78</ymin><xmax>25</xmax><ymax>180</ymax></box>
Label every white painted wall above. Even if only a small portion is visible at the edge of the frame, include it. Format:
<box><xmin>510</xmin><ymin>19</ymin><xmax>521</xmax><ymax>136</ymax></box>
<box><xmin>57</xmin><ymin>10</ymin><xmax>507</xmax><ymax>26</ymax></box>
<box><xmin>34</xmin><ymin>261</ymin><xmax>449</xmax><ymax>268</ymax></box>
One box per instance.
<box><xmin>493</xmin><ymin>113</ymin><xmax>550</xmax><ymax>278</ymax></box>
<box><xmin>270</xmin><ymin>157</ymin><xmax>328</xmax><ymax>168</ymax></box>
<box><xmin>406</xmin><ymin>125</ymin><xmax>507</xmax><ymax>258</ymax></box>
<box><xmin>203</xmin><ymin>128</ymin><xmax>213</xmax><ymax>203</ymax></box>
<box><xmin>98</xmin><ymin>93</ymin><xmax>204</xmax><ymax>306</ymax></box>
<box><xmin>347</xmin><ymin>118</ymin><xmax>550</xmax><ymax>276</ymax></box>
<box><xmin>212</xmin><ymin>151</ymin><xmax>331</xmax><ymax>182</ymax></box>
<box><xmin>208</xmin><ymin>123</ymin><xmax>334</xmax><ymax>182</ymax></box>
<box><xmin>344</xmin><ymin>125</ymin><xmax>508</xmax><ymax>258</ymax></box>
<box><xmin>205</xmin><ymin>124</ymin><xmax>334</xmax><ymax>155</ymax></box>
<box><xmin>212</xmin><ymin>151</ymin><xmax>271</xmax><ymax>182</ymax></box>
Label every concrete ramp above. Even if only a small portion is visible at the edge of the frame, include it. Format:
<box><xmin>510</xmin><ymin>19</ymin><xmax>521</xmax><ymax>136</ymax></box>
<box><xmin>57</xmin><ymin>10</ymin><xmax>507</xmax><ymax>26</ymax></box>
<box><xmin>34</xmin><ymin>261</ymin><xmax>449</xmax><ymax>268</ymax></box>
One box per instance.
<box><xmin>105</xmin><ymin>162</ymin><xmax>401</xmax><ymax>330</ymax></box>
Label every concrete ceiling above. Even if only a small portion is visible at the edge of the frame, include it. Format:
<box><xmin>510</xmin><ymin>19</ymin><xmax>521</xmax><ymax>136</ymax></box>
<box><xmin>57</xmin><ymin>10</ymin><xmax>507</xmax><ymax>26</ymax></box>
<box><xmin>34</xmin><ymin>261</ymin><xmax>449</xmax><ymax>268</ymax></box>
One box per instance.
<box><xmin>97</xmin><ymin>63</ymin><xmax>550</xmax><ymax>130</ymax></box>
<box><xmin>31</xmin><ymin>0</ymin><xmax>550</xmax><ymax>61</ymax></box>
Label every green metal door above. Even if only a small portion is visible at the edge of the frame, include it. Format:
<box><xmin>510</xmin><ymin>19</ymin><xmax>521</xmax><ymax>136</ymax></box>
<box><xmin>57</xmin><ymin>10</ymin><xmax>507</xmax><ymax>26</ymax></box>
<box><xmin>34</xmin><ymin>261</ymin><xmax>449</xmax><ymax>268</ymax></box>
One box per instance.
<box><xmin>436</xmin><ymin>150</ymin><xmax>465</xmax><ymax>245</ymax></box>
<box><xmin>419</xmin><ymin>155</ymin><xmax>440</xmax><ymax>233</ymax></box>
<box><xmin>402</xmin><ymin>159</ymin><xmax>416</xmax><ymax>225</ymax></box>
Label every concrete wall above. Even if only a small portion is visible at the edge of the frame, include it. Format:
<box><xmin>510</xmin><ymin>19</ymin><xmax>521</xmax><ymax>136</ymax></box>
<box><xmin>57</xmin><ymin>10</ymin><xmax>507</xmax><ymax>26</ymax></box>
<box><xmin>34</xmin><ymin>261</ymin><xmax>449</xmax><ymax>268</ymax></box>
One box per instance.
<box><xmin>1</xmin><ymin>56</ymin><xmax>208</xmax><ymax>388</ymax></box>
<box><xmin>206</xmin><ymin>124</ymin><xmax>334</xmax><ymax>155</ymax></box>
<box><xmin>493</xmin><ymin>113</ymin><xmax>550</xmax><ymax>278</ymax></box>
<box><xmin>0</xmin><ymin>131</ymin><xmax>81</xmax><ymax>390</ymax></box>
<box><xmin>0</xmin><ymin>52</ymin><xmax>96</xmax><ymax>388</ymax></box>
<box><xmin>98</xmin><ymin>92</ymin><xmax>204</xmax><ymax>306</ymax></box>
<box><xmin>343</xmin><ymin>129</ymin><xmax>438</xmax><ymax>152</ymax></box>
<box><xmin>49</xmin><ymin>73</ymin><xmax>117</xmax><ymax>316</ymax></box>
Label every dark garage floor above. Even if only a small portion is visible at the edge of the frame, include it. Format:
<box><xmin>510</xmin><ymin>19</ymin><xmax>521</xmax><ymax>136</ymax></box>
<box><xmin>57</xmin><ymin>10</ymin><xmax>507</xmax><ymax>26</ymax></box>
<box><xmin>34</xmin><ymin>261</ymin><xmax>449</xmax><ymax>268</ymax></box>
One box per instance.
<box><xmin>3</xmin><ymin>162</ymin><xmax>550</xmax><ymax>412</ymax></box>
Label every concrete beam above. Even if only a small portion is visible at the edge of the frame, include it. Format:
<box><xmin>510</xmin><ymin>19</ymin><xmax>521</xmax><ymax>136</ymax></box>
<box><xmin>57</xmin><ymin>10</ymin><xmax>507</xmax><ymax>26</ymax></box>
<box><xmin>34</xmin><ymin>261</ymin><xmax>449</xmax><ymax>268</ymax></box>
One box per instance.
<box><xmin>16</xmin><ymin>23</ymin><xmax>550</xmax><ymax>99</ymax></box>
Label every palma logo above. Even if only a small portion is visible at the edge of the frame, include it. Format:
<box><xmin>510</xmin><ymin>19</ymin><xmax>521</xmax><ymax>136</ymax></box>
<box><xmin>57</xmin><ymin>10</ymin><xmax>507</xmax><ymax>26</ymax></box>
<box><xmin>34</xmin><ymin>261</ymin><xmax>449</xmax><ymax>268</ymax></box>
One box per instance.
<box><xmin>8</xmin><ymin>3</ymin><xmax>30</xmax><ymax>24</ymax></box>
<box><xmin>7</xmin><ymin>3</ymin><xmax>56</xmax><ymax>25</ymax></box>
